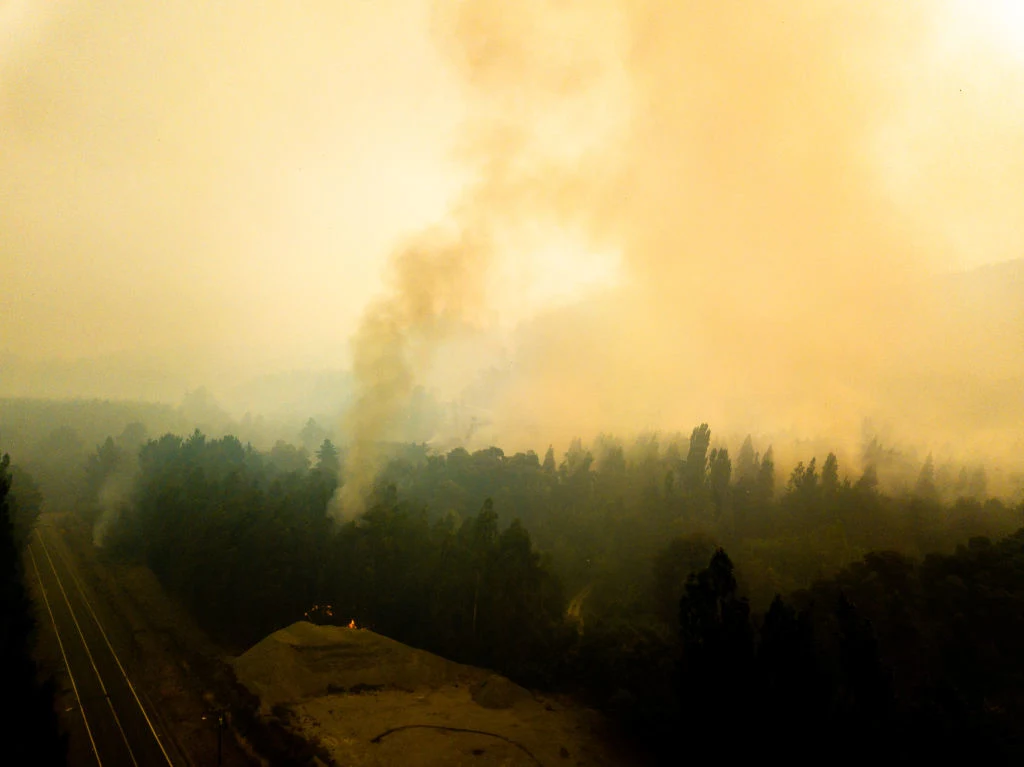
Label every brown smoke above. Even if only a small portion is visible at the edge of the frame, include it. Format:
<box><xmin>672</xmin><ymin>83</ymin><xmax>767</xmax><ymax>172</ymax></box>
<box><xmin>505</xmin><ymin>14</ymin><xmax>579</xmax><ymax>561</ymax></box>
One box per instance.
<box><xmin>330</xmin><ymin>0</ymin><xmax>634</xmax><ymax>518</ymax></box>
<box><xmin>330</xmin><ymin>224</ymin><xmax>493</xmax><ymax>520</ymax></box>
<box><xmin>338</xmin><ymin>0</ymin><xmax>1024</xmax><ymax>510</ymax></box>
<box><xmin>447</xmin><ymin>1</ymin><xmax>1023</xmax><ymax>470</ymax></box>
<box><xmin>6</xmin><ymin>1</ymin><xmax>1019</xmax><ymax>487</ymax></box>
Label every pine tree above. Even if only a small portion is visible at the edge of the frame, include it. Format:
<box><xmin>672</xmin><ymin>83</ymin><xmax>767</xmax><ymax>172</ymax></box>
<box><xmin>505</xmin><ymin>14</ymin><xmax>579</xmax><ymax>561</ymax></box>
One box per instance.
<box><xmin>542</xmin><ymin>446</ymin><xmax>556</xmax><ymax>474</ymax></box>
<box><xmin>756</xmin><ymin>445</ymin><xmax>776</xmax><ymax>504</ymax></box>
<box><xmin>315</xmin><ymin>439</ymin><xmax>340</xmax><ymax>476</ymax></box>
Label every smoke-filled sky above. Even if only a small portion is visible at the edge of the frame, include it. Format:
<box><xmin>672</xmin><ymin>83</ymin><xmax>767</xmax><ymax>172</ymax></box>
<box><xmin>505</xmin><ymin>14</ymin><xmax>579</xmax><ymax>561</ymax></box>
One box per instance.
<box><xmin>3</xmin><ymin>0</ymin><xmax>1024</xmax><ymax>465</ymax></box>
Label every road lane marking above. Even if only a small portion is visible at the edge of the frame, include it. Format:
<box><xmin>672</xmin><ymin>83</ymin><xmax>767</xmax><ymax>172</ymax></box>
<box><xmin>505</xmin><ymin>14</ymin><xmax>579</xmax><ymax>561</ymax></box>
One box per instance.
<box><xmin>45</xmin><ymin>529</ymin><xmax>176</xmax><ymax>766</ymax></box>
<box><xmin>28</xmin><ymin>542</ymin><xmax>104</xmax><ymax>767</ymax></box>
<box><xmin>36</xmin><ymin>531</ymin><xmax>140</xmax><ymax>767</ymax></box>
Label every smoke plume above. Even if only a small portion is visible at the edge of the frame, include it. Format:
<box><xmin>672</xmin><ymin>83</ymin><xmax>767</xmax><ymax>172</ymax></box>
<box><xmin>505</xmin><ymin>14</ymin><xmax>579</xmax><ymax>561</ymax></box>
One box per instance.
<box><xmin>5</xmin><ymin>0</ymin><xmax>1021</xmax><ymax>478</ymax></box>
<box><xmin>453</xmin><ymin>1</ymin><xmax>1024</xmax><ymax>467</ymax></box>
<box><xmin>330</xmin><ymin>225</ymin><xmax>493</xmax><ymax>520</ymax></box>
<box><xmin>334</xmin><ymin>0</ymin><xmax>1024</xmax><ymax>507</ymax></box>
<box><xmin>328</xmin><ymin>0</ymin><xmax>633</xmax><ymax>519</ymax></box>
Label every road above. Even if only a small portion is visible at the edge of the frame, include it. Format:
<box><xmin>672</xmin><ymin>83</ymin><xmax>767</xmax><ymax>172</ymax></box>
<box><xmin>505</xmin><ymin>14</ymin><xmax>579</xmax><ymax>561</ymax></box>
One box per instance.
<box><xmin>29</xmin><ymin>526</ymin><xmax>176</xmax><ymax>767</ymax></box>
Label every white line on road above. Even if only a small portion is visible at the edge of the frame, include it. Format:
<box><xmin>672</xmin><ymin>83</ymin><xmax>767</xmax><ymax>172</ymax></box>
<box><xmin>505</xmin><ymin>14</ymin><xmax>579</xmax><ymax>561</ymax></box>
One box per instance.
<box><xmin>28</xmin><ymin>542</ymin><xmax>104</xmax><ymax>767</ymax></box>
<box><xmin>36</xmin><ymin>531</ymin><xmax>140</xmax><ymax>767</ymax></box>
<box><xmin>44</xmin><ymin>529</ymin><xmax>175</xmax><ymax>766</ymax></box>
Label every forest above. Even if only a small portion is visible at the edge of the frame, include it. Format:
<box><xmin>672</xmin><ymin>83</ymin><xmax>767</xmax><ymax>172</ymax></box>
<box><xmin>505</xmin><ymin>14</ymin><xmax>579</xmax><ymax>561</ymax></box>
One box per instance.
<box><xmin>8</xmin><ymin>1</ymin><xmax>1024</xmax><ymax>763</ymax></box>
<box><xmin>46</xmin><ymin>413</ymin><xmax>1022</xmax><ymax>760</ymax></box>
<box><xmin>0</xmin><ymin>450</ymin><xmax>66</xmax><ymax>765</ymax></box>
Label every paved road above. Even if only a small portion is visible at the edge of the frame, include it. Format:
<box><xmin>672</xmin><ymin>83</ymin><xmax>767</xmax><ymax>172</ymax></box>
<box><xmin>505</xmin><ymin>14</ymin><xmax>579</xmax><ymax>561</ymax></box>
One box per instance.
<box><xmin>29</xmin><ymin>527</ymin><xmax>176</xmax><ymax>767</ymax></box>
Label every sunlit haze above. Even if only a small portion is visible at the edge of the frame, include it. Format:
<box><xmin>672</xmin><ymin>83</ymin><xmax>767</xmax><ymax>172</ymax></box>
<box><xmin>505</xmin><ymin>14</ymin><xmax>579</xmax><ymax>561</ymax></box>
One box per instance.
<box><xmin>8</xmin><ymin>6</ymin><xmax>1024</xmax><ymax>764</ymax></box>
<box><xmin>2</xmin><ymin>0</ymin><xmax>1023</xmax><ymax>476</ymax></box>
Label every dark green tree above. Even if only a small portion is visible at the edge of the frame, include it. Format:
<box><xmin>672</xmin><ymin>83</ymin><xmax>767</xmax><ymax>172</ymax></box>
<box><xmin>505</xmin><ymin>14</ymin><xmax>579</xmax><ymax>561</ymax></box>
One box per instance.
<box><xmin>542</xmin><ymin>446</ymin><xmax>556</xmax><ymax>474</ymax></box>
<box><xmin>682</xmin><ymin>424</ymin><xmax>711</xmax><ymax>505</ymax></box>
<box><xmin>755</xmin><ymin>445</ymin><xmax>775</xmax><ymax>505</ymax></box>
<box><xmin>0</xmin><ymin>452</ymin><xmax>66</xmax><ymax>764</ymax></box>
<box><xmin>463</xmin><ymin>499</ymin><xmax>499</xmax><ymax>646</ymax></box>
<box><xmin>677</xmin><ymin>548</ymin><xmax>754</xmax><ymax>744</ymax></box>
<box><xmin>315</xmin><ymin>439</ymin><xmax>340</xmax><ymax>477</ymax></box>
<box><xmin>734</xmin><ymin>435</ymin><xmax>758</xmax><ymax>484</ymax></box>
<box><xmin>757</xmin><ymin>596</ymin><xmax>822</xmax><ymax>721</ymax></box>
<box><xmin>835</xmin><ymin>593</ymin><xmax>893</xmax><ymax>733</ymax></box>
<box><xmin>855</xmin><ymin>463</ymin><xmax>879</xmax><ymax>494</ymax></box>
<box><xmin>707</xmin><ymin>448</ymin><xmax>731</xmax><ymax>520</ymax></box>
<box><xmin>7</xmin><ymin>466</ymin><xmax>43</xmax><ymax>552</ymax></box>
<box><xmin>652</xmin><ymin>534</ymin><xmax>717</xmax><ymax>624</ymax></box>
<box><xmin>559</xmin><ymin>439</ymin><xmax>593</xmax><ymax>479</ymax></box>
<box><xmin>786</xmin><ymin>457</ymin><xmax>819</xmax><ymax>517</ymax></box>
<box><xmin>821</xmin><ymin>452</ymin><xmax>840</xmax><ymax>496</ymax></box>
<box><xmin>915</xmin><ymin>454</ymin><xmax>938</xmax><ymax>500</ymax></box>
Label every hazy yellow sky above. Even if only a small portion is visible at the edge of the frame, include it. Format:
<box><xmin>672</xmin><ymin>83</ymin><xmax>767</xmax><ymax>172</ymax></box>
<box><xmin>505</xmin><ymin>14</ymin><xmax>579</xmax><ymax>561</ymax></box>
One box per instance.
<box><xmin>2</xmin><ymin>1</ymin><xmax>1024</xmax><ymax>461</ymax></box>
<box><xmin>2</xmin><ymin>0</ymin><xmax>469</xmax><ymax>367</ymax></box>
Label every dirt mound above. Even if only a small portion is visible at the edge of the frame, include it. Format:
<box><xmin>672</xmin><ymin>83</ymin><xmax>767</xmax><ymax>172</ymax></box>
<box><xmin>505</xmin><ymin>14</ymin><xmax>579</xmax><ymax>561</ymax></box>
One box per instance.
<box><xmin>470</xmin><ymin>674</ymin><xmax>532</xmax><ymax>710</ymax></box>
<box><xmin>232</xmin><ymin>622</ymin><xmax>621</xmax><ymax>766</ymax></box>
<box><xmin>232</xmin><ymin>621</ymin><xmax>488</xmax><ymax>710</ymax></box>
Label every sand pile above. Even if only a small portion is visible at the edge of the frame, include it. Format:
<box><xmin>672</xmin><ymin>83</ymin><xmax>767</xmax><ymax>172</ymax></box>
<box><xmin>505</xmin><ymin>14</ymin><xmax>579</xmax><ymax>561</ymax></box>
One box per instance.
<box><xmin>232</xmin><ymin>622</ymin><xmax>520</xmax><ymax>710</ymax></box>
<box><xmin>232</xmin><ymin>622</ymin><xmax>619</xmax><ymax>766</ymax></box>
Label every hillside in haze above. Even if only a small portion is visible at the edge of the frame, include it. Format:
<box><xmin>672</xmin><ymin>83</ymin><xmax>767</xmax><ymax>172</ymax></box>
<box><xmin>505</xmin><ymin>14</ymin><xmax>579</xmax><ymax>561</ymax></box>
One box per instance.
<box><xmin>4</xmin><ymin>259</ymin><xmax>1022</xmax><ymax>464</ymax></box>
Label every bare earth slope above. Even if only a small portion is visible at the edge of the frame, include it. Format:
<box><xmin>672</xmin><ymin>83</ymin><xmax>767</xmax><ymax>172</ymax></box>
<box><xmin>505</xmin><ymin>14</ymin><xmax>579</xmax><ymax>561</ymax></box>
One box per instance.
<box><xmin>233</xmin><ymin>621</ymin><xmax>623</xmax><ymax>766</ymax></box>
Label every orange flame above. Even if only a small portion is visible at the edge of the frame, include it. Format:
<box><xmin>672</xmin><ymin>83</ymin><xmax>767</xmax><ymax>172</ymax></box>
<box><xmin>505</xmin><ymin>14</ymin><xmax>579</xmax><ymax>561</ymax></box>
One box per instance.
<box><xmin>347</xmin><ymin>619</ymin><xmax>357</xmax><ymax>629</ymax></box>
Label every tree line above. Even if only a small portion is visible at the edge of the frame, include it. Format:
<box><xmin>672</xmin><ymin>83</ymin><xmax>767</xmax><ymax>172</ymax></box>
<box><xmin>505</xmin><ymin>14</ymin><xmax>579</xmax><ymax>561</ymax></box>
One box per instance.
<box><xmin>78</xmin><ymin>423</ymin><xmax>1024</xmax><ymax>759</ymax></box>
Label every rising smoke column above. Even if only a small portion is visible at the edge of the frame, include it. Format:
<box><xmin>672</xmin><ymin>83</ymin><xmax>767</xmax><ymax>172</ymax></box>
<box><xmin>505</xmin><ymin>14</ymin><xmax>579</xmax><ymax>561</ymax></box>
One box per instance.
<box><xmin>328</xmin><ymin>0</ymin><xmax>630</xmax><ymax>521</ymax></box>
<box><xmin>330</xmin><ymin>225</ymin><xmax>493</xmax><ymax>521</ymax></box>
